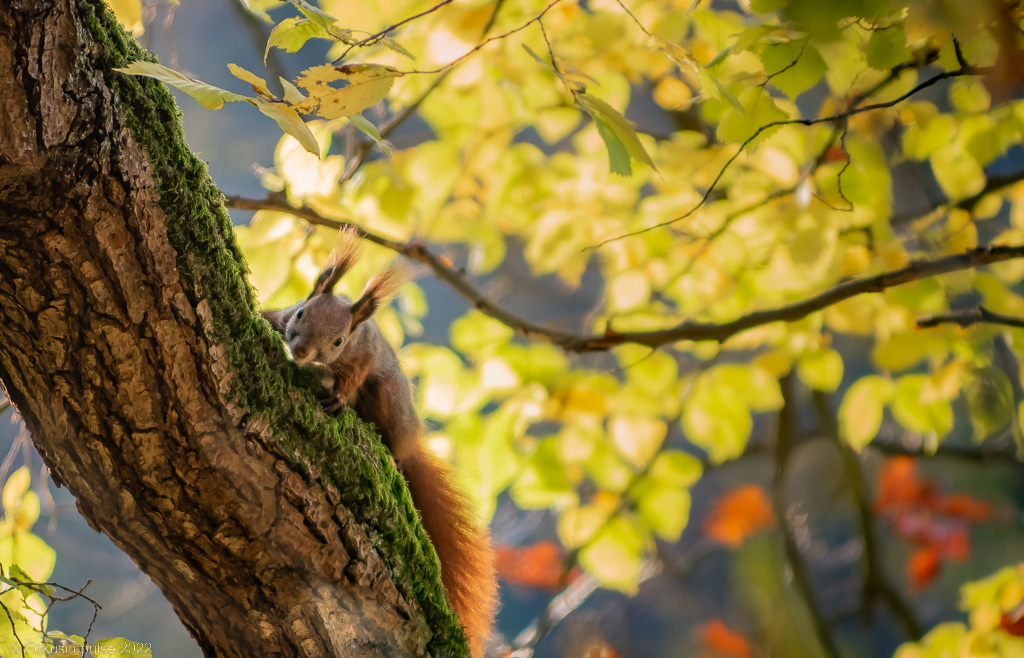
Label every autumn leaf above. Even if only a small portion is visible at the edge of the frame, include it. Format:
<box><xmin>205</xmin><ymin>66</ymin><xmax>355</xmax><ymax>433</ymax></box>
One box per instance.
<box><xmin>907</xmin><ymin>545</ymin><xmax>942</xmax><ymax>590</ymax></box>
<box><xmin>697</xmin><ymin>619</ymin><xmax>752</xmax><ymax>658</ymax></box>
<box><xmin>703</xmin><ymin>485</ymin><xmax>775</xmax><ymax>547</ymax></box>
<box><xmin>494</xmin><ymin>541</ymin><xmax>579</xmax><ymax>590</ymax></box>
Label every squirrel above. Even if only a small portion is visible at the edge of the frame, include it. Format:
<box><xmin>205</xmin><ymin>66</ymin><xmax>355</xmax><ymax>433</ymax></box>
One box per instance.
<box><xmin>261</xmin><ymin>229</ymin><xmax>497</xmax><ymax>657</ymax></box>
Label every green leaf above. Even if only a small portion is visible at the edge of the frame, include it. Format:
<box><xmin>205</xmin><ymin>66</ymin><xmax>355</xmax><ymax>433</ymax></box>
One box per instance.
<box><xmin>930</xmin><ymin>144</ymin><xmax>986</xmax><ymax>201</ymax></box>
<box><xmin>0</xmin><ymin>533</ymin><xmax>56</xmax><ymax>582</ymax></box>
<box><xmin>285</xmin><ymin>0</ymin><xmax>352</xmax><ymax>41</ymax></box>
<box><xmin>839</xmin><ymin>375</ymin><xmax>894</xmax><ymax>450</ymax></box>
<box><xmin>348</xmin><ymin>114</ymin><xmax>393</xmax><ymax>155</ymax></box>
<box><xmin>579</xmin><ymin>94</ymin><xmax>657</xmax><ymax>176</ymax></box>
<box><xmin>760</xmin><ymin>41</ymin><xmax>827</xmax><ymax>99</ymax></box>
<box><xmin>716</xmin><ymin>86</ymin><xmax>789</xmax><ymax>146</ymax></box>
<box><xmin>707</xmin><ymin>364</ymin><xmax>783</xmax><ymax>412</ymax></box>
<box><xmin>510</xmin><ymin>440</ymin><xmax>578</xmax><ymax>509</ymax></box>
<box><xmin>115</xmin><ymin>61</ymin><xmax>250</xmax><ymax>109</ymax></box>
<box><xmin>648</xmin><ymin>450</ymin><xmax>703</xmax><ymax>488</ymax></box>
<box><xmin>964</xmin><ymin>367</ymin><xmax>1015</xmax><ymax>441</ymax></box>
<box><xmin>265</xmin><ymin>17</ymin><xmax>333</xmax><ymax>63</ymax></box>
<box><xmin>578</xmin><ymin>516</ymin><xmax>648</xmax><ymax>594</ymax></box>
<box><xmin>450</xmin><ymin>311</ymin><xmax>515</xmax><ymax>357</ymax></box>
<box><xmin>872</xmin><ymin>332</ymin><xmax>947</xmax><ymax>372</ymax></box>
<box><xmin>891</xmin><ymin>374</ymin><xmax>954</xmax><ymax>440</ymax></box>
<box><xmin>637</xmin><ymin>484</ymin><xmax>690</xmax><ymax>541</ymax></box>
<box><xmin>593</xmin><ymin>116</ymin><xmax>632</xmax><ymax>176</ymax></box>
<box><xmin>557</xmin><ymin>504</ymin><xmax>611</xmax><ymax>548</ymax></box>
<box><xmin>749</xmin><ymin>0</ymin><xmax>786</xmax><ymax>14</ymax></box>
<box><xmin>654</xmin><ymin>36</ymin><xmax>743</xmax><ymax>112</ymax></box>
<box><xmin>797</xmin><ymin>347</ymin><xmax>844</xmax><ymax>393</ymax></box>
<box><xmin>682</xmin><ymin>385</ymin><xmax>752</xmax><ymax>464</ymax></box>
<box><xmin>252</xmin><ymin>99</ymin><xmax>321</xmax><ymax>157</ymax></box>
<box><xmin>865</xmin><ymin>26</ymin><xmax>911</xmax><ymax>70</ymax></box>
<box><xmin>379</xmin><ymin>36</ymin><xmax>415</xmax><ymax>60</ymax></box>
<box><xmin>584</xmin><ymin>441</ymin><xmax>634</xmax><ymax>493</ymax></box>
<box><xmin>239</xmin><ymin>0</ymin><xmax>286</xmax><ymax>23</ymax></box>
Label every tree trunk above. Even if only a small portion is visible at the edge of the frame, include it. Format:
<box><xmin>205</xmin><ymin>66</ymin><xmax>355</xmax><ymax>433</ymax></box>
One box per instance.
<box><xmin>0</xmin><ymin>1</ymin><xmax>467</xmax><ymax>655</ymax></box>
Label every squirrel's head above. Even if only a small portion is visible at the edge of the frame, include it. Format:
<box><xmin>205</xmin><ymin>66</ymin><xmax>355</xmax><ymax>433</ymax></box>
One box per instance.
<box><xmin>281</xmin><ymin>229</ymin><xmax>404</xmax><ymax>365</ymax></box>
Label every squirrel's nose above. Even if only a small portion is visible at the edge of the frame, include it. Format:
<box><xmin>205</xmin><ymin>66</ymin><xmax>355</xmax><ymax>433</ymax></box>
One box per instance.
<box><xmin>292</xmin><ymin>343</ymin><xmax>310</xmax><ymax>359</ymax></box>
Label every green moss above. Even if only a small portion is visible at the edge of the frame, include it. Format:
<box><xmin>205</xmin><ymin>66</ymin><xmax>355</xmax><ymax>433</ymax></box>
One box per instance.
<box><xmin>77</xmin><ymin>1</ymin><xmax>468</xmax><ymax>654</ymax></box>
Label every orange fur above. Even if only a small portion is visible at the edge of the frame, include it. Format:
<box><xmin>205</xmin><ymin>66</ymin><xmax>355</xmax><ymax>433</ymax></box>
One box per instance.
<box><xmin>403</xmin><ymin>447</ymin><xmax>497</xmax><ymax>657</ymax></box>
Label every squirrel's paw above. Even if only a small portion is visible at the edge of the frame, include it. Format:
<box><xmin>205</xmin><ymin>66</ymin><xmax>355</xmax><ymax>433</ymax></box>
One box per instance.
<box><xmin>317</xmin><ymin>389</ymin><xmax>347</xmax><ymax>416</ymax></box>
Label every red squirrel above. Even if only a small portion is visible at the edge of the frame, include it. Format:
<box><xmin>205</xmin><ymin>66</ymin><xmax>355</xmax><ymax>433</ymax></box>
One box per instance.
<box><xmin>261</xmin><ymin>230</ymin><xmax>497</xmax><ymax>656</ymax></box>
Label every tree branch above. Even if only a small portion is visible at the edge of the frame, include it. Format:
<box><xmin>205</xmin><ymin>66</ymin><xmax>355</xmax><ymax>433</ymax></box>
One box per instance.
<box><xmin>773</xmin><ymin>374</ymin><xmax>840</xmax><ymax>658</ymax></box>
<box><xmin>224</xmin><ymin>193</ymin><xmax>1024</xmax><ymax>352</ymax></box>
<box><xmin>811</xmin><ymin>390</ymin><xmax>922</xmax><ymax>641</ymax></box>
<box><xmin>916</xmin><ymin>305</ymin><xmax>1024</xmax><ymax>329</ymax></box>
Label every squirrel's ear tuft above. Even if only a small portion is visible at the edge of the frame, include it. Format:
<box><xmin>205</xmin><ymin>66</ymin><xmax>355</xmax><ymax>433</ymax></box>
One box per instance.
<box><xmin>312</xmin><ymin>226</ymin><xmax>363</xmax><ymax>296</ymax></box>
<box><xmin>351</xmin><ymin>266</ymin><xmax>405</xmax><ymax>329</ymax></box>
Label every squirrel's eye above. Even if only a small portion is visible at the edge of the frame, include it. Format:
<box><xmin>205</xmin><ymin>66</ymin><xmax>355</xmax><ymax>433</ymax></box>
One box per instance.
<box><xmin>333</xmin><ymin>336</ymin><xmax>344</xmax><ymax>347</ymax></box>
<box><xmin>295</xmin><ymin>307</ymin><xmax>304</xmax><ymax>319</ymax></box>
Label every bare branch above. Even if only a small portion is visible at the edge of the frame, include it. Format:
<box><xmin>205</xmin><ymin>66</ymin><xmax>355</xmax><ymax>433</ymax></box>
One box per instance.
<box><xmin>333</xmin><ymin>0</ymin><xmax>455</xmax><ymax>63</ymax></box>
<box><xmin>916</xmin><ymin>305</ymin><xmax>1024</xmax><ymax>329</ymax></box>
<box><xmin>224</xmin><ymin>193</ymin><xmax>1024</xmax><ymax>352</ymax></box>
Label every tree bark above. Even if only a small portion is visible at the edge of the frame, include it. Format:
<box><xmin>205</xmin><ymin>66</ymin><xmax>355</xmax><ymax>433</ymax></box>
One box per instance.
<box><xmin>0</xmin><ymin>1</ymin><xmax>466</xmax><ymax>655</ymax></box>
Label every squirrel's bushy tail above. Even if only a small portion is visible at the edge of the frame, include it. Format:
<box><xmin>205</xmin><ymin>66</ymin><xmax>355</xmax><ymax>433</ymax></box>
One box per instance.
<box><xmin>403</xmin><ymin>447</ymin><xmax>497</xmax><ymax>657</ymax></box>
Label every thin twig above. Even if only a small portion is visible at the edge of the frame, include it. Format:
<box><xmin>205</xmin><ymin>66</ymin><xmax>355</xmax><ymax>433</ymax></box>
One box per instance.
<box><xmin>590</xmin><ymin>63</ymin><xmax>991</xmax><ymax>249</ymax></box>
<box><xmin>334</xmin><ymin>0</ymin><xmax>455</xmax><ymax>62</ymax></box>
<box><xmin>917</xmin><ymin>305</ymin><xmax>1024</xmax><ymax>329</ymax></box>
<box><xmin>405</xmin><ymin>0</ymin><xmax>564</xmax><ymax>75</ymax></box>
<box><xmin>0</xmin><ymin>598</ymin><xmax>25</xmax><ymax>657</ymax></box>
<box><xmin>334</xmin><ymin>0</ymin><xmax>506</xmax><ymax>185</ymax></box>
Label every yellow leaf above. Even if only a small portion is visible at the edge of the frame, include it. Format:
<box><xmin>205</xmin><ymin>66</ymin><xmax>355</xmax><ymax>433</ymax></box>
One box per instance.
<box><xmin>116</xmin><ymin>61</ymin><xmax>249</xmax><ymax>110</ymax></box>
<box><xmin>558</xmin><ymin>504</ymin><xmax>612</xmax><ymax>548</ymax></box>
<box><xmin>607</xmin><ymin>270</ymin><xmax>651</xmax><ymax>312</ymax></box>
<box><xmin>253</xmin><ymin>98</ymin><xmax>321</xmax><ymax>157</ymax></box>
<box><xmin>108</xmin><ymin>0</ymin><xmax>144</xmax><ymax>36</ymax></box>
<box><xmin>295</xmin><ymin>63</ymin><xmax>401</xmax><ymax>119</ymax></box>
<box><xmin>609</xmin><ymin>415</ymin><xmax>667</xmax><ymax>469</ymax></box>
<box><xmin>2</xmin><ymin>467</ymin><xmax>30</xmax><ymax>512</ymax></box>
<box><xmin>839</xmin><ymin>375</ymin><xmax>894</xmax><ymax>450</ymax></box>
<box><xmin>227</xmin><ymin>63</ymin><xmax>274</xmax><ymax>99</ymax></box>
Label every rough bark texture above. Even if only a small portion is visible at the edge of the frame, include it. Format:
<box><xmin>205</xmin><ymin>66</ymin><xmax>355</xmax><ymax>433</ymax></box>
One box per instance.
<box><xmin>0</xmin><ymin>1</ymin><xmax>468</xmax><ymax>655</ymax></box>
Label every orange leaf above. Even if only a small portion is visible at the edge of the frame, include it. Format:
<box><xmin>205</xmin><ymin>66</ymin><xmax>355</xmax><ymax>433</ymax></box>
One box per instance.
<box><xmin>906</xmin><ymin>545</ymin><xmax>942</xmax><ymax>590</ymax></box>
<box><xmin>943</xmin><ymin>526</ymin><xmax>970</xmax><ymax>563</ymax></box>
<box><xmin>1001</xmin><ymin>602</ymin><xmax>1024</xmax><ymax>636</ymax></box>
<box><xmin>704</xmin><ymin>485</ymin><xmax>775</xmax><ymax>548</ymax></box>
<box><xmin>698</xmin><ymin>619</ymin><xmax>752</xmax><ymax>658</ymax></box>
<box><xmin>875</xmin><ymin>457</ymin><xmax>922</xmax><ymax>512</ymax></box>
<box><xmin>494</xmin><ymin>541</ymin><xmax>577</xmax><ymax>590</ymax></box>
<box><xmin>941</xmin><ymin>493</ymin><xmax>993</xmax><ymax>522</ymax></box>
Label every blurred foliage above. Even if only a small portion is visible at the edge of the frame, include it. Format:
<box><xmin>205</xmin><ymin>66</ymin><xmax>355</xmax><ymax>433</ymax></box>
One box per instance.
<box><xmin>105</xmin><ymin>0</ymin><xmax>1024</xmax><ymax>653</ymax></box>
<box><xmin>894</xmin><ymin>563</ymin><xmax>1024</xmax><ymax>657</ymax></box>
<box><xmin>0</xmin><ymin>467</ymin><xmax>149</xmax><ymax>658</ymax></box>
